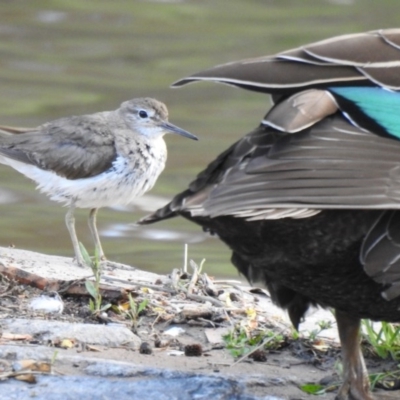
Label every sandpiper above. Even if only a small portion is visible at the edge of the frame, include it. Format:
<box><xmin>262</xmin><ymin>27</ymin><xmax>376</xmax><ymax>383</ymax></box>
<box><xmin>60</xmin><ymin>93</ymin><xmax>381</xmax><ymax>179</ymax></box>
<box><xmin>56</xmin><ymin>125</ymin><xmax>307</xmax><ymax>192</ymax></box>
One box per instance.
<box><xmin>0</xmin><ymin>98</ymin><xmax>197</xmax><ymax>266</ymax></box>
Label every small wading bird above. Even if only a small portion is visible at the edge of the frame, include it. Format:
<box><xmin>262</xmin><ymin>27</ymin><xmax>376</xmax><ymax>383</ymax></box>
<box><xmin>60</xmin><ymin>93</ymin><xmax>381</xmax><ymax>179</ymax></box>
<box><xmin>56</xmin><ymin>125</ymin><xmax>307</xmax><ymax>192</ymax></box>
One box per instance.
<box><xmin>0</xmin><ymin>98</ymin><xmax>197</xmax><ymax>266</ymax></box>
<box><xmin>140</xmin><ymin>29</ymin><xmax>400</xmax><ymax>400</ymax></box>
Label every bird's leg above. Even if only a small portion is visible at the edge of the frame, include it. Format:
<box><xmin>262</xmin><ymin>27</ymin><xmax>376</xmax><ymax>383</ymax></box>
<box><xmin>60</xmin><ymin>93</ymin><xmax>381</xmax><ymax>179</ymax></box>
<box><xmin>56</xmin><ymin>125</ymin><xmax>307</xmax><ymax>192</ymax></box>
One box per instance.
<box><xmin>88</xmin><ymin>208</ymin><xmax>106</xmax><ymax>261</ymax></box>
<box><xmin>65</xmin><ymin>203</ymin><xmax>85</xmax><ymax>267</ymax></box>
<box><xmin>335</xmin><ymin>309</ymin><xmax>373</xmax><ymax>400</ymax></box>
<box><xmin>88</xmin><ymin>209</ymin><xmax>132</xmax><ymax>270</ymax></box>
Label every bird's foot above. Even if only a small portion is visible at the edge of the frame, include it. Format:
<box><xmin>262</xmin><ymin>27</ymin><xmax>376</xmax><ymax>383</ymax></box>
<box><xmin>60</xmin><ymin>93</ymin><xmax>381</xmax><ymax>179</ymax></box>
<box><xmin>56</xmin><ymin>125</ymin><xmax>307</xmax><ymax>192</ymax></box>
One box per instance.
<box><xmin>73</xmin><ymin>254</ymin><xmax>135</xmax><ymax>271</ymax></box>
<box><xmin>335</xmin><ymin>378</ymin><xmax>374</xmax><ymax>400</ymax></box>
<box><xmin>72</xmin><ymin>252</ymin><xmax>102</xmax><ymax>269</ymax></box>
<box><xmin>72</xmin><ymin>256</ymin><xmax>91</xmax><ymax>269</ymax></box>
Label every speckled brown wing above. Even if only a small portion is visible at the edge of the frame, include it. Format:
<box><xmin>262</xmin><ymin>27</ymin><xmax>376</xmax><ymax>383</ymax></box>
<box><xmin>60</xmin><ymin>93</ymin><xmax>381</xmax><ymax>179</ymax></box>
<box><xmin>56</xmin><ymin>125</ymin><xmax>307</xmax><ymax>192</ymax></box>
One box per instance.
<box><xmin>0</xmin><ymin>114</ymin><xmax>117</xmax><ymax>180</ymax></box>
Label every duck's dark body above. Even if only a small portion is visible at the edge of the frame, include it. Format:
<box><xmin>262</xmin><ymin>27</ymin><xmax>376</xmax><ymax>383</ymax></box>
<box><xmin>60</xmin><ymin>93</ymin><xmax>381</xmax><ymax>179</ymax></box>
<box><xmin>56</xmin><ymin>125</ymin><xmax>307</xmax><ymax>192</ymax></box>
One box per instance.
<box><xmin>141</xmin><ymin>29</ymin><xmax>400</xmax><ymax>399</ymax></box>
<box><xmin>187</xmin><ymin>210</ymin><xmax>397</xmax><ymax>321</ymax></box>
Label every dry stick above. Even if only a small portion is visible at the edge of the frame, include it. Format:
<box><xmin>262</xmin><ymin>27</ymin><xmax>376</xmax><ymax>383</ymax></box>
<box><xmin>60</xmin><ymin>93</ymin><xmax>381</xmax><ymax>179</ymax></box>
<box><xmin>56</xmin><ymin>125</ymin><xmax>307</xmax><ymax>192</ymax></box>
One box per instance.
<box><xmin>197</xmin><ymin>317</ymin><xmax>216</xmax><ymax>328</ymax></box>
<box><xmin>101</xmin><ymin>261</ymin><xmax>136</xmax><ymax>271</ymax></box>
<box><xmin>203</xmin><ymin>272</ymin><xmax>219</xmax><ymax>295</ymax></box>
<box><xmin>170</xmin><ymin>268</ymin><xmax>181</xmax><ymax>291</ymax></box>
<box><xmin>150</xmin><ymin>313</ymin><xmax>164</xmax><ymax>331</ymax></box>
<box><xmin>102</xmin><ymin>265</ymin><xmax>227</xmax><ymax>307</ymax></box>
<box><xmin>230</xmin><ymin>328</ymin><xmax>287</xmax><ymax>367</ymax></box>
<box><xmin>0</xmin><ymin>288</ymin><xmax>16</xmax><ymax>297</ymax></box>
<box><xmin>0</xmin><ymin>304</ymin><xmax>19</xmax><ymax>312</ymax></box>
<box><xmin>100</xmin><ymin>276</ymin><xmax>177</xmax><ymax>294</ymax></box>
<box><xmin>186</xmin><ymin>293</ymin><xmax>225</xmax><ymax>307</ymax></box>
<box><xmin>183</xmin><ymin>244</ymin><xmax>188</xmax><ymax>274</ymax></box>
<box><xmin>187</xmin><ymin>260</ymin><xmax>200</xmax><ymax>295</ymax></box>
<box><xmin>0</xmin><ymin>370</ymin><xmax>54</xmax><ymax>380</ymax></box>
<box><xmin>213</xmin><ymin>280</ymin><xmax>243</xmax><ymax>285</ymax></box>
<box><xmin>183</xmin><ymin>262</ymin><xmax>242</xmax><ymax>307</ymax></box>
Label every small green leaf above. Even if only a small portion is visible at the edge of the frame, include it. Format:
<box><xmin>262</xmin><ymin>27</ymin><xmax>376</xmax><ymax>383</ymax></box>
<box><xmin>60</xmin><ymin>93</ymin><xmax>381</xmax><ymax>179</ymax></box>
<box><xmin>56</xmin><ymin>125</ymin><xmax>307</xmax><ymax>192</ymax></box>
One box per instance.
<box><xmin>300</xmin><ymin>383</ymin><xmax>326</xmax><ymax>395</ymax></box>
<box><xmin>138</xmin><ymin>299</ymin><xmax>149</xmax><ymax>314</ymax></box>
<box><xmin>50</xmin><ymin>350</ymin><xmax>59</xmax><ymax>365</ymax></box>
<box><xmin>128</xmin><ymin>293</ymin><xmax>136</xmax><ymax>310</ymax></box>
<box><xmin>100</xmin><ymin>303</ymin><xmax>112</xmax><ymax>312</ymax></box>
<box><xmin>94</xmin><ymin>246</ymin><xmax>101</xmax><ymax>265</ymax></box>
<box><xmin>85</xmin><ymin>280</ymin><xmax>98</xmax><ymax>299</ymax></box>
<box><xmin>79</xmin><ymin>242</ymin><xmax>92</xmax><ymax>267</ymax></box>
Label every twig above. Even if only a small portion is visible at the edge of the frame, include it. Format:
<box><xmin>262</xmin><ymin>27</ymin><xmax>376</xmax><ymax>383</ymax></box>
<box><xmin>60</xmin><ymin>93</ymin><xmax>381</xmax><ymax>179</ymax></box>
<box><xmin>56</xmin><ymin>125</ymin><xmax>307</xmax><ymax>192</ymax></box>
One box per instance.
<box><xmin>187</xmin><ymin>260</ymin><xmax>200</xmax><ymax>295</ymax></box>
<box><xmin>197</xmin><ymin>317</ymin><xmax>216</xmax><ymax>328</ymax></box>
<box><xmin>0</xmin><ymin>370</ymin><xmax>54</xmax><ymax>380</ymax></box>
<box><xmin>170</xmin><ymin>268</ymin><xmax>181</xmax><ymax>291</ymax></box>
<box><xmin>202</xmin><ymin>273</ymin><xmax>219</xmax><ymax>296</ymax></box>
<box><xmin>213</xmin><ymin>280</ymin><xmax>243</xmax><ymax>285</ymax></box>
<box><xmin>186</xmin><ymin>293</ymin><xmax>225</xmax><ymax>307</ymax></box>
<box><xmin>183</xmin><ymin>244</ymin><xmax>188</xmax><ymax>274</ymax></box>
<box><xmin>0</xmin><ymin>288</ymin><xmax>16</xmax><ymax>298</ymax></box>
<box><xmin>230</xmin><ymin>328</ymin><xmax>286</xmax><ymax>367</ymax></box>
<box><xmin>100</xmin><ymin>276</ymin><xmax>176</xmax><ymax>294</ymax></box>
<box><xmin>151</xmin><ymin>313</ymin><xmax>163</xmax><ymax>330</ymax></box>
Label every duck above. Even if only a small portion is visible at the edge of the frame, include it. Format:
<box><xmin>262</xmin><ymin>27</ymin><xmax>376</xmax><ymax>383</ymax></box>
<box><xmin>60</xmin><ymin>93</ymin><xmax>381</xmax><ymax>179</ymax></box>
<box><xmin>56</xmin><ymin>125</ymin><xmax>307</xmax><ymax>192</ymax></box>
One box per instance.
<box><xmin>140</xmin><ymin>29</ymin><xmax>400</xmax><ymax>400</ymax></box>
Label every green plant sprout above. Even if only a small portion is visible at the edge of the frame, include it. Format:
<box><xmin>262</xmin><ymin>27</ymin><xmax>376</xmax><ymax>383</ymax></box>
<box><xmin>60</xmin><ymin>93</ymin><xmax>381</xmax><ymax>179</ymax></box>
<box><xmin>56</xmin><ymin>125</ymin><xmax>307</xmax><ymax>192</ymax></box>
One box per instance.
<box><xmin>223</xmin><ymin>326</ymin><xmax>284</xmax><ymax>358</ymax></box>
<box><xmin>361</xmin><ymin>320</ymin><xmax>400</xmax><ymax>360</ymax></box>
<box><xmin>81</xmin><ymin>243</ymin><xmax>111</xmax><ymax>316</ymax></box>
<box><xmin>122</xmin><ymin>293</ymin><xmax>149</xmax><ymax>332</ymax></box>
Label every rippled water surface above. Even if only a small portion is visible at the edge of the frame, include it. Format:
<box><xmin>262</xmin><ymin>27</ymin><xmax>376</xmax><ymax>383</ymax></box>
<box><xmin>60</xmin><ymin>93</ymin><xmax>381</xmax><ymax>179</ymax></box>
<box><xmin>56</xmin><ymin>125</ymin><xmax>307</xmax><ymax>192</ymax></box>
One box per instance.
<box><xmin>0</xmin><ymin>0</ymin><xmax>399</xmax><ymax>277</ymax></box>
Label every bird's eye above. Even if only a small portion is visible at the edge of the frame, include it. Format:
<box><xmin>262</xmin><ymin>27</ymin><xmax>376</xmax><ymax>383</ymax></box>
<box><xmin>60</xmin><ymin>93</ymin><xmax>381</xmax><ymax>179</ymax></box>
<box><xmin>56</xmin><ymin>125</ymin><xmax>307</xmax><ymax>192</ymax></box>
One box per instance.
<box><xmin>139</xmin><ymin>110</ymin><xmax>148</xmax><ymax>119</ymax></box>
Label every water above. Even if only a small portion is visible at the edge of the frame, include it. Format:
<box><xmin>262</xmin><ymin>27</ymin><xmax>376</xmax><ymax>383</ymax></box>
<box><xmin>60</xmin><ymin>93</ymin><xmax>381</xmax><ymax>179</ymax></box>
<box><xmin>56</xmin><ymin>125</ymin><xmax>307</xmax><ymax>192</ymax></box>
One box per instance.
<box><xmin>0</xmin><ymin>0</ymin><xmax>398</xmax><ymax>277</ymax></box>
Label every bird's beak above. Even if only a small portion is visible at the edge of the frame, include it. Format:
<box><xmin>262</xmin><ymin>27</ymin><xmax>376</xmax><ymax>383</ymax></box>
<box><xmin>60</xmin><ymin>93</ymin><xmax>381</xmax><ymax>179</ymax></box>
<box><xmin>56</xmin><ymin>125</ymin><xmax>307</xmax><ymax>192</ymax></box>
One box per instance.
<box><xmin>160</xmin><ymin>122</ymin><xmax>198</xmax><ymax>140</ymax></box>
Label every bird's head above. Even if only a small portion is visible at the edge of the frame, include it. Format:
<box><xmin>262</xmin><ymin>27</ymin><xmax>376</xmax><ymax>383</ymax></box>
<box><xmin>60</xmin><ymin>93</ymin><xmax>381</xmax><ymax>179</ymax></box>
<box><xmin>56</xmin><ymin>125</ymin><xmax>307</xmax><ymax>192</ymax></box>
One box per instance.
<box><xmin>119</xmin><ymin>98</ymin><xmax>197</xmax><ymax>141</ymax></box>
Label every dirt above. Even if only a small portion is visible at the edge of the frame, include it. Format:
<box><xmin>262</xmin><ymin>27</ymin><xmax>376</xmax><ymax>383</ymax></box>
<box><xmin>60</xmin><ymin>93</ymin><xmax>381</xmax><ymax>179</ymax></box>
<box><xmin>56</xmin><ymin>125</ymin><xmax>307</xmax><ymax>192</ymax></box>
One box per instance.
<box><xmin>1</xmin><ymin>254</ymin><xmax>400</xmax><ymax>399</ymax></box>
